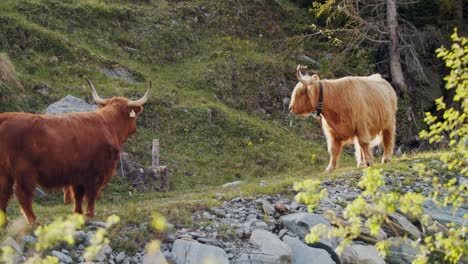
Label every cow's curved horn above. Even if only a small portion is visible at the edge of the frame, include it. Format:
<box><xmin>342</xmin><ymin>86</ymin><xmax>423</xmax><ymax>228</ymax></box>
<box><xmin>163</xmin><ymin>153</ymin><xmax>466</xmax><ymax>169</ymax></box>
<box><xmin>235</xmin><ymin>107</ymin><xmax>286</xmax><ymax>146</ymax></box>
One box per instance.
<box><xmin>296</xmin><ymin>65</ymin><xmax>313</xmax><ymax>85</ymax></box>
<box><xmin>84</xmin><ymin>77</ymin><xmax>107</xmax><ymax>105</ymax></box>
<box><xmin>127</xmin><ymin>80</ymin><xmax>151</xmax><ymax>107</ymax></box>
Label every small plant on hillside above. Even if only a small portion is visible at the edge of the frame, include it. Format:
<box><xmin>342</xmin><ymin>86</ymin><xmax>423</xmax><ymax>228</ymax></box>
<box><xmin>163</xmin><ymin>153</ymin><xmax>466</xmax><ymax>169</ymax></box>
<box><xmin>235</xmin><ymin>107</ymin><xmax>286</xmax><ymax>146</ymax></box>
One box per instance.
<box><xmin>84</xmin><ymin>215</ymin><xmax>121</xmax><ymax>262</ymax></box>
<box><xmin>144</xmin><ymin>212</ymin><xmax>167</xmax><ymax>260</ymax></box>
<box><xmin>294</xmin><ymin>29</ymin><xmax>467</xmax><ymax>264</ymax></box>
<box><xmin>0</xmin><ymin>214</ymin><xmax>121</xmax><ymax>264</ymax></box>
<box><xmin>1</xmin><ymin>214</ymin><xmax>85</xmax><ymax>264</ymax></box>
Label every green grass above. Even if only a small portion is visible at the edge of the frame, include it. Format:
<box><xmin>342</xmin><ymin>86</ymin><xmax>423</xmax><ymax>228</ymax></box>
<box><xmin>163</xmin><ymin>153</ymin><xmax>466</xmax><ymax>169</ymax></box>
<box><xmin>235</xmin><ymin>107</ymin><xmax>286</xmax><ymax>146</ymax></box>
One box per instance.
<box><xmin>0</xmin><ymin>0</ymin><xmax>330</xmax><ymax>191</ymax></box>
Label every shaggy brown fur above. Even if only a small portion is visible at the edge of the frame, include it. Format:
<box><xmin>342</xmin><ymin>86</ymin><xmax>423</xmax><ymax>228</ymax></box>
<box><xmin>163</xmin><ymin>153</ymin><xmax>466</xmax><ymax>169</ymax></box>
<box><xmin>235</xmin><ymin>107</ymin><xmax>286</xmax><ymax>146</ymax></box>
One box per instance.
<box><xmin>0</xmin><ymin>81</ymin><xmax>150</xmax><ymax>225</ymax></box>
<box><xmin>290</xmin><ymin>65</ymin><xmax>397</xmax><ymax>172</ymax></box>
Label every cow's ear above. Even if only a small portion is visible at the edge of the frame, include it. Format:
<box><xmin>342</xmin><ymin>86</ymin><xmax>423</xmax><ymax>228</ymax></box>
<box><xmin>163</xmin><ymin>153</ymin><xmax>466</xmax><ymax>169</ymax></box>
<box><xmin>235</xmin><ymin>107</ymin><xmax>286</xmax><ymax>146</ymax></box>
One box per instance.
<box><xmin>97</xmin><ymin>102</ymin><xmax>108</xmax><ymax>108</ymax></box>
<box><xmin>129</xmin><ymin>106</ymin><xmax>143</xmax><ymax>117</ymax></box>
<box><xmin>312</xmin><ymin>74</ymin><xmax>320</xmax><ymax>81</ymax></box>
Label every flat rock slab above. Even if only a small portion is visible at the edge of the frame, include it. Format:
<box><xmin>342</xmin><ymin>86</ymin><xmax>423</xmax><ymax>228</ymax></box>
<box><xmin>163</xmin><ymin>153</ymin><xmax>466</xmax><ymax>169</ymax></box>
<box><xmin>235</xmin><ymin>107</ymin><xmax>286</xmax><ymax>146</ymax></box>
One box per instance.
<box><xmin>280</xmin><ymin>213</ymin><xmax>331</xmax><ymax>239</ymax></box>
<box><xmin>46</xmin><ymin>95</ymin><xmax>98</xmax><ymax>115</ymax></box>
<box><xmin>386</xmin><ymin>213</ymin><xmax>421</xmax><ymax>239</ymax></box>
<box><xmin>249</xmin><ymin>229</ymin><xmax>292</xmax><ymax>264</ymax></box>
<box><xmin>341</xmin><ymin>244</ymin><xmax>385</xmax><ymax>264</ymax></box>
<box><xmin>51</xmin><ymin>250</ymin><xmax>73</xmax><ymax>263</ymax></box>
<box><xmin>100</xmin><ymin>65</ymin><xmax>141</xmax><ymax>84</ymax></box>
<box><xmin>423</xmin><ymin>201</ymin><xmax>468</xmax><ymax>226</ymax></box>
<box><xmin>235</xmin><ymin>253</ymin><xmax>286</xmax><ymax>264</ymax></box>
<box><xmin>280</xmin><ymin>212</ymin><xmax>338</xmax><ymax>260</ymax></box>
<box><xmin>222</xmin><ymin>180</ymin><xmax>244</xmax><ymax>188</ymax></box>
<box><xmin>171</xmin><ymin>239</ymin><xmax>229</xmax><ymax>264</ymax></box>
<box><xmin>142</xmin><ymin>250</ymin><xmax>168</xmax><ymax>264</ymax></box>
<box><xmin>385</xmin><ymin>238</ymin><xmax>418</xmax><ymax>264</ymax></box>
<box><xmin>1</xmin><ymin>237</ymin><xmax>22</xmax><ymax>254</ymax></box>
<box><xmin>283</xmin><ymin>236</ymin><xmax>335</xmax><ymax>264</ymax></box>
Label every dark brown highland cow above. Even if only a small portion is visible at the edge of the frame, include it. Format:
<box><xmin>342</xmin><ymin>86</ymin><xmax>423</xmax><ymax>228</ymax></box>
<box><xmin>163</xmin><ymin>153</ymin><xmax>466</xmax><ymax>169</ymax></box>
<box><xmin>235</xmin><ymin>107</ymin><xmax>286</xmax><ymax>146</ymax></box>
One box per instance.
<box><xmin>0</xmin><ymin>78</ymin><xmax>151</xmax><ymax>225</ymax></box>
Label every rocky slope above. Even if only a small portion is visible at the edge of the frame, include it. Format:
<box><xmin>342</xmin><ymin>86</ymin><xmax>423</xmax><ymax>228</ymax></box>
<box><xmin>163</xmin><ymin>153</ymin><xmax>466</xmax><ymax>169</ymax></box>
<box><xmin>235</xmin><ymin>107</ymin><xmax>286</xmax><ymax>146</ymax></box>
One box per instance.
<box><xmin>5</xmin><ymin>159</ymin><xmax>466</xmax><ymax>264</ymax></box>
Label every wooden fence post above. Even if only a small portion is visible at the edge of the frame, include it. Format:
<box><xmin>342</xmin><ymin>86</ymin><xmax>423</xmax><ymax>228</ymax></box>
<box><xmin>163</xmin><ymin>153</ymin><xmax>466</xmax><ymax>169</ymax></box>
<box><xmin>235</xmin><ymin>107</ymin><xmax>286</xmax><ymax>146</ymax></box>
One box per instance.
<box><xmin>152</xmin><ymin>139</ymin><xmax>160</xmax><ymax>168</ymax></box>
<box><xmin>151</xmin><ymin>139</ymin><xmax>169</xmax><ymax>191</ymax></box>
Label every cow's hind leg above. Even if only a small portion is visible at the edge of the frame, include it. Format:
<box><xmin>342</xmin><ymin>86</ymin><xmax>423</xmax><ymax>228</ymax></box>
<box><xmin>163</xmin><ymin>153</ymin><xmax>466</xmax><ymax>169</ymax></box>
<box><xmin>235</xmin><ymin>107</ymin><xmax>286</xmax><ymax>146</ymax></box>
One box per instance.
<box><xmin>14</xmin><ymin>180</ymin><xmax>36</xmax><ymax>225</ymax></box>
<box><xmin>358</xmin><ymin>139</ymin><xmax>373</xmax><ymax>167</ymax></box>
<box><xmin>325</xmin><ymin>137</ymin><xmax>344</xmax><ymax>173</ymax></box>
<box><xmin>85</xmin><ymin>188</ymin><xmax>98</xmax><ymax>218</ymax></box>
<box><xmin>354</xmin><ymin>139</ymin><xmax>365</xmax><ymax>167</ymax></box>
<box><xmin>382</xmin><ymin>127</ymin><xmax>395</xmax><ymax>163</ymax></box>
<box><xmin>0</xmin><ymin>176</ymin><xmax>13</xmax><ymax>226</ymax></box>
<box><xmin>72</xmin><ymin>185</ymin><xmax>85</xmax><ymax>215</ymax></box>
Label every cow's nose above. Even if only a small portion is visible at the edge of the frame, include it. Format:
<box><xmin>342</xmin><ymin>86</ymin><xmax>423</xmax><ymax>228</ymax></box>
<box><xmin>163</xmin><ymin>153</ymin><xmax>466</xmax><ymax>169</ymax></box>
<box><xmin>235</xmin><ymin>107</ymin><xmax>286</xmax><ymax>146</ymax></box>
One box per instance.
<box><xmin>289</xmin><ymin>106</ymin><xmax>293</xmax><ymax>112</ymax></box>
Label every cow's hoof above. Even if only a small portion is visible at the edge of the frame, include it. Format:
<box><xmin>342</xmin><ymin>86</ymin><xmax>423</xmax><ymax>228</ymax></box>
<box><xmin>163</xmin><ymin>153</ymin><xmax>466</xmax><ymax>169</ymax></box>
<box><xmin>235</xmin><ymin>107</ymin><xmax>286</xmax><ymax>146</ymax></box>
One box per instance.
<box><xmin>324</xmin><ymin>166</ymin><xmax>334</xmax><ymax>173</ymax></box>
<box><xmin>356</xmin><ymin>162</ymin><xmax>366</xmax><ymax>168</ymax></box>
<box><xmin>382</xmin><ymin>158</ymin><xmax>390</xmax><ymax>163</ymax></box>
<box><xmin>85</xmin><ymin>212</ymin><xmax>95</xmax><ymax>218</ymax></box>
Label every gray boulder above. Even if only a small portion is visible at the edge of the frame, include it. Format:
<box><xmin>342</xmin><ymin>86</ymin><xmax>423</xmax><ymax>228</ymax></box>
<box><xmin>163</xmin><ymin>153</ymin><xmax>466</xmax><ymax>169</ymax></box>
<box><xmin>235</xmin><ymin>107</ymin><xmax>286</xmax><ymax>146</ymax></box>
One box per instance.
<box><xmin>280</xmin><ymin>213</ymin><xmax>331</xmax><ymax>239</ymax></box>
<box><xmin>222</xmin><ymin>181</ymin><xmax>243</xmax><ymax>188</ymax></box>
<box><xmin>341</xmin><ymin>244</ymin><xmax>385</xmax><ymax>264</ymax></box>
<box><xmin>386</xmin><ymin>238</ymin><xmax>418</xmax><ymax>264</ymax></box>
<box><xmin>385</xmin><ymin>213</ymin><xmax>421</xmax><ymax>239</ymax></box>
<box><xmin>1</xmin><ymin>237</ymin><xmax>22</xmax><ymax>254</ymax></box>
<box><xmin>171</xmin><ymin>239</ymin><xmax>229</xmax><ymax>264</ymax></box>
<box><xmin>283</xmin><ymin>236</ymin><xmax>335</xmax><ymax>264</ymax></box>
<box><xmin>235</xmin><ymin>253</ymin><xmax>286</xmax><ymax>264</ymax></box>
<box><xmin>51</xmin><ymin>250</ymin><xmax>73</xmax><ymax>263</ymax></box>
<box><xmin>46</xmin><ymin>95</ymin><xmax>98</xmax><ymax>115</ymax></box>
<box><xmin>142</xmin><ymin>250</ymin><xmax>168</xmax><ymax>264</ymax></box>
<box><xmin>359</xmin><ymin>226</ymin><xmax>387</xmax><ymax>243</ymax></box>
<box><xmin>423</xmin><ymin>200</ymin><xmax>468</xmax><ymax>226</ymax></box>
<box><xmin>249</xmin><ymin>229</ymin><xmax>292</xmax><ymax>264</ymax></box>
<box><xmin>280</xmin><ymin>213</ymin><xmax>339</xmax><ymax>261</ymax></box>
<box><xmin>115</xmin><ymin>252</ymin><xmax>126</xmax><ymax>263</ymax></box>
<box><xmin>256</xmin><ymin>198</ymin><xmax>275</xmax><ymax>216</ymax></box>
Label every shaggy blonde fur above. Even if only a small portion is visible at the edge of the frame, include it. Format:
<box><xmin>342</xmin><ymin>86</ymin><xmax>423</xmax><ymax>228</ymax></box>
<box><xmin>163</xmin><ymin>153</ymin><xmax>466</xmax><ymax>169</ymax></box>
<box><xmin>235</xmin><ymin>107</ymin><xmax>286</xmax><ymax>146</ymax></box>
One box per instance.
<box><xmin>290</xmin><ymin>69</ymin><xmax>397</xmax><ymax>172</ymax></box>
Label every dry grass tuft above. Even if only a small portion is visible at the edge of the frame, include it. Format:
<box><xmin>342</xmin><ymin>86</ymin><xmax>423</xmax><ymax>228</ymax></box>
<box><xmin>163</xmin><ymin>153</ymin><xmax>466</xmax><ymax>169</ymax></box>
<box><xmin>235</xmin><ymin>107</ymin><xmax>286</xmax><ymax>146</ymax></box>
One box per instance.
<box><xmin>0</xmin><ymin>53</ymin><xmax>23</xmax><ymax>89</ymax></box>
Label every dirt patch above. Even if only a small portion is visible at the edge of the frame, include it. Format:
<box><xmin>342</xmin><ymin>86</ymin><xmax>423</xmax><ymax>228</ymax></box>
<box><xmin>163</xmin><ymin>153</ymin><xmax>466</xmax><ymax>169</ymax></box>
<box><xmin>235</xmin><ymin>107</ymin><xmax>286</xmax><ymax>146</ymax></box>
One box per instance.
<box><xmin>99</xmin><ymin>63</ymin><xmax>144</xmax><ymax>84</ymax></box>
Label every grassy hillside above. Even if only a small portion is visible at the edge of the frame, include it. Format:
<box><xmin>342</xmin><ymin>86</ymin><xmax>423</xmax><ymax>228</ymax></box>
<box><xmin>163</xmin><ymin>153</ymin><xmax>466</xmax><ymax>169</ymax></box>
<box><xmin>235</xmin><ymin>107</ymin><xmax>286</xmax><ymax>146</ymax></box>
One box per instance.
<box><xmin>0</xmin><ymin>0</ymin><xmax>355</xmax><ymax>191</ymax></box>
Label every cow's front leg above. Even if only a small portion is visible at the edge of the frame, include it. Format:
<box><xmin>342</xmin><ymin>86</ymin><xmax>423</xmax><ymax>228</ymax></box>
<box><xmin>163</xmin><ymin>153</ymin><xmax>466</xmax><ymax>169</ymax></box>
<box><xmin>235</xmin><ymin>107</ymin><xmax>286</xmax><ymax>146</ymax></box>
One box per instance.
<box><xmin>325</xmin><ymin>137</ymin><xmax>343</xmax><ymax>173</ymax></box>
<box><xmin>354</xmin><ymin>139</ymin><xmax>365</xmax><ymax>167</ymax></box>
<box><xmin>63</xmin><ymin>186</ymin><xmax>73</xmax><ymax>205</ymax></box>
<box><xmin>14</xmin><ymin>180</ymin><xmax>36</xmax><ymax>225</ymax></box>
<box><xmin>0</xmin><ymin>176</ymin><xmax>14</xmax><ymax>227</ymax></box>
<box><xmin>72</xmin><ymin>185</ymin><xmax>85</xmax><ymax>215</ymax></box>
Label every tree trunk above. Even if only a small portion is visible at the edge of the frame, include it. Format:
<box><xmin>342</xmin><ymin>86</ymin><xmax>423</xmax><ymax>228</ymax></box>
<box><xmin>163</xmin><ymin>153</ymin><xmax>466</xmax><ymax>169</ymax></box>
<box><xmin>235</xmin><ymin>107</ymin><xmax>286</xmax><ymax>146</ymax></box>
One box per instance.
<box><xmin>456</xmin><ymin>0</ymin><xmax>464</xmax><ymax>32</ymax></box>
<box><xmin>387</xmin><ymin>0</ymin><xmax>408</xmax><ymax>96</ymax></box>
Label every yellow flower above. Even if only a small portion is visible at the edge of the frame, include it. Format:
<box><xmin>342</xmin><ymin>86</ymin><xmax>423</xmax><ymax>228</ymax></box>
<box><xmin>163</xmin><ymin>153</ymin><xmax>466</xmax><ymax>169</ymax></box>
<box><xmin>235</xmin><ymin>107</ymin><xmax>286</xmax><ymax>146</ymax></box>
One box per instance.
<box><xmin>146</xmin><ymin>240</ymin><xmax>161</xmax><ymax>255</ymax></box>
<box><xmin>151</xmin><ymin>212</ymin><xmax>167</xmax><ymax>231</ymax></box>
<box><xmin>0</xmin><ymin>210</ymin><xmax>6</xmax><ymax>226</ymax></box>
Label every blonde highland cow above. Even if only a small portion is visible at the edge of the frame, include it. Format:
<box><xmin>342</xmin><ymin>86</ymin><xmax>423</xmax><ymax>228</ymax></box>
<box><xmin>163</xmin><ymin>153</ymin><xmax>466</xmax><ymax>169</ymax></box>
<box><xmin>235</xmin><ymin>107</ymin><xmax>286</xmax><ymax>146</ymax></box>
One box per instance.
<box><xmin>289</xmin><ymin>65</ymin><xmax>397</xmax><ymax>173</ymax></box>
